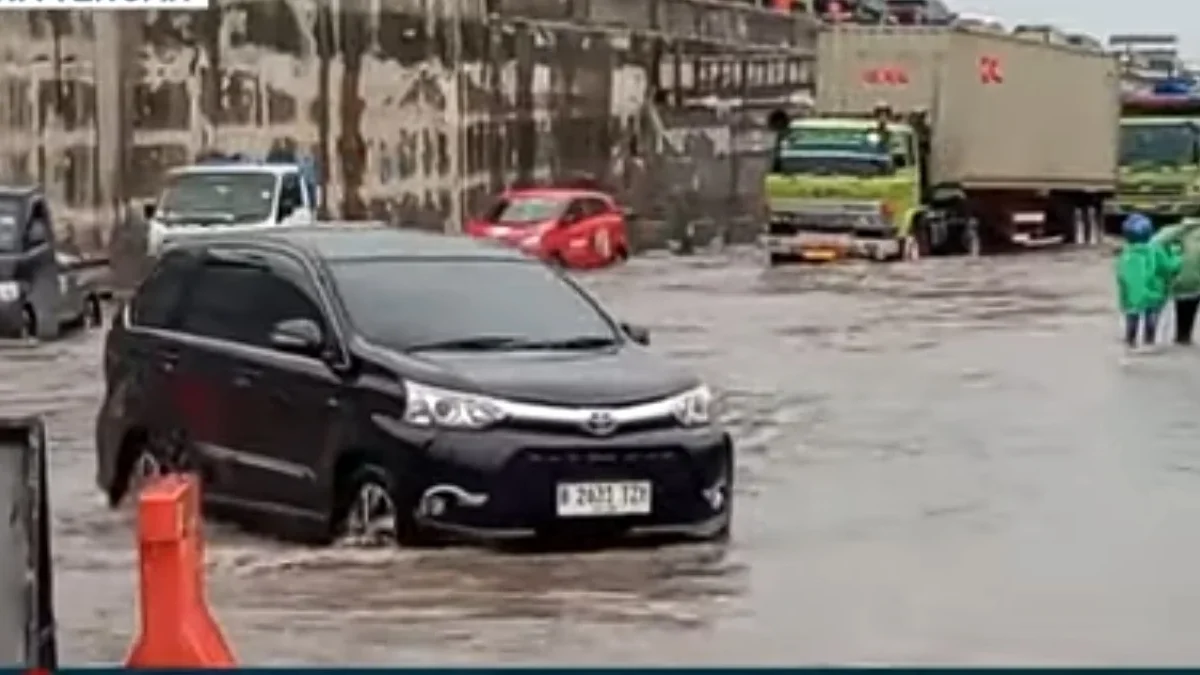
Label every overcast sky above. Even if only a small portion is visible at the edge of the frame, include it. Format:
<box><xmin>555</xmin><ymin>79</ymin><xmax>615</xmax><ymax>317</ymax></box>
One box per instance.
<box><xmin>954</xmin><ymin>0</ymin><xmax>1198</xmax><ymax>58</ymax></box>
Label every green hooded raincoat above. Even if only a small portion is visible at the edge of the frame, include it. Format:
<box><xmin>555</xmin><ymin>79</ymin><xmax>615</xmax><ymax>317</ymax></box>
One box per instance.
<box><xmin>1116</xmin><ymin>239</ymin><xmax>1181</xmax><ymax>313</ymax></box>
<box><xmin>1152</xmin><ymin>220</ymin><xmax>1200</xmax><ymax>299</ymax></box>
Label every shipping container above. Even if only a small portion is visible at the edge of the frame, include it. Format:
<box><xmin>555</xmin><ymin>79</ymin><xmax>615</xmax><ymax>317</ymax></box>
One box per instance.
<box><xmin>815</xmin><ymin>25</ymin><xmax>1120</xmax><ymax>191</ymax></box>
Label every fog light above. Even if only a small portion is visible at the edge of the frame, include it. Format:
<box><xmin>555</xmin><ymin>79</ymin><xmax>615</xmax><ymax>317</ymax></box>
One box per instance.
<box><xmin>702</xmin><ymin>481</ymin><xmax>726</xmax><ymax>511</ymax></box>
<box><xmin>427</xmin><ymin>495</ymin><xmax>447</xmax><ymax>516</ymax></box>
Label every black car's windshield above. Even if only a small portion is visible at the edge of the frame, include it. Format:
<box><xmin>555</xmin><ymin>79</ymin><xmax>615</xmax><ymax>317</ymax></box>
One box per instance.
<box><xmin>0</xmin><ymin>198</ymin><xmax>21</xmax><ymax>252</ymax></box>
<box><xmin>330</xmin><ymin>258</ymin><xmax>620</xmax><ymax>351</ymax></box>
<box><xmin>1119</xmin><ymin>122</ymin><xmax>1200</xmax><ymax>166</ymax></box>
<box><xmin>157</xmin><ymin>171</ymin><xmax>277</xmax><ymax>225</ymax></box>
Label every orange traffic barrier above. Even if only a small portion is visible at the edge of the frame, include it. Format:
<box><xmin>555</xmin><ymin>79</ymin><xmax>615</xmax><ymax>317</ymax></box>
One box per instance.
<box><xmin>125</xmin><ymin>473</ymin><xmax>236</xmax><ymax>667</ymax></box>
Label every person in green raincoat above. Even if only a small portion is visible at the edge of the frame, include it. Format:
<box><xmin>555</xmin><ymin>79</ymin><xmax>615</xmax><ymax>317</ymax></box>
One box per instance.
<box><xmin>1116</xmin><ymin>213</ymin><xmax>1181</xmax><ymax>348</ymax></box>
<box><xmin>1152</xmin><ymin>217</ymin><xmax>1200</xmax><ymax>344</ymax></box>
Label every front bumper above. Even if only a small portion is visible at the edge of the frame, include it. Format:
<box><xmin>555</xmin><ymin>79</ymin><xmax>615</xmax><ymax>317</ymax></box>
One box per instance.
<box><xmin>761</xmin><ymin>232</ymin><xmax>900</xmax><ymax>261</ymax></box>
<box><xmin>1109</xmin><ymin>199</ymin><xmax>1200</xmax><ymax>219</ymax></box>
<box><xmin>401</xmin><ymin>424</ymin><xmax>733</xmax><ymax>542</ymax></box>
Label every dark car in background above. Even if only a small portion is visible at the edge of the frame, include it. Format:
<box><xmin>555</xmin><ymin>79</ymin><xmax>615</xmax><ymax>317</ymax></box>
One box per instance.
<box><xmin>0</xmin><ymin>187</ymin><xmax>103</xmax><ymax>339</ymax></box>
<box><xmin>95</xmin><ymin>226</ymin><xmax>733</xmax><ymax>546</ymax></box>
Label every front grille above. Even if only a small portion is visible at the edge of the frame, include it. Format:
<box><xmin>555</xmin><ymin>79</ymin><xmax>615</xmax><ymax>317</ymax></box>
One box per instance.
<box><xmin>522</xmin><ymin>447</ymin><xmax>680</xmax><ymax>466</ymax></box>
<box><xmin>1121</xmin><ymin>183</ymin><xmax>1186</xmax><ymax>197</ymax></box>
<box><xmin>506</xmin><ymin>416</ymin><xmax>675</xmax><ymax>436</ymax></box>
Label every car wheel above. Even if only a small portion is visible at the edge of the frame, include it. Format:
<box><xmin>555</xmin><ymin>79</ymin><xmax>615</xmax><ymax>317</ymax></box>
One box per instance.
<box><xmin>19</xmin><ymin>305</ymin><xmax>35</xmax><ymax>340</ymax></box>
<box><xmin>334</xmin><ymin>463</ymin><xmax>422</xmax><ymax>547</ymax></box>
<box><xmin>85</xmin><ymin>295</ymin><xmax>103</xmax><ymax>328</ymax></box>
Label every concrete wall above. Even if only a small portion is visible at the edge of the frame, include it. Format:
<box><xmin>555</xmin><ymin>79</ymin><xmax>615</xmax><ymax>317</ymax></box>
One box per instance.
<box><xmin>0</xmin><ymin>0</ymin><xmax>817</xmax><ymax>259</ymax></box>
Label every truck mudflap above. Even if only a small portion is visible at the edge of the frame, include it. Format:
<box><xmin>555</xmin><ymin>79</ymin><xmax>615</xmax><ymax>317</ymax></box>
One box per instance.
<box><xmin>762</xmin><ymin>232</ymin><xmax>903</xmax><ymax>262</ymax></box>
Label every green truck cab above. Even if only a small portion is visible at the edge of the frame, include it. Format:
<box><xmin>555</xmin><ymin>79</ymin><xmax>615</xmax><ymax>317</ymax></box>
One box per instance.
<box><xmin>762</xmin><ymin>116</ymin><xmax>926</xmax><ymax>263</ymax></box>
<box><xmin>1111</xmin><ymin>96</ymin><xmax>1200</xmax><ymax>230</ymax></box>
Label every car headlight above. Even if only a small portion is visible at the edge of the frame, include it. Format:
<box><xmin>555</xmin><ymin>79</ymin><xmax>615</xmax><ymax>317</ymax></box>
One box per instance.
<box><xmin>403</xmin><ymin>381</ymin><xmax>508</xmax><ymax>430</ymax></box>
<box><xmin>0</xmin><ymin>281</ymin><xmax>20</xmax><ymax>303</ymax></box>
<box><xmin>671</xmin><ymin>384</ymin><xmax>713</xmax><ymax>427</ymax></box>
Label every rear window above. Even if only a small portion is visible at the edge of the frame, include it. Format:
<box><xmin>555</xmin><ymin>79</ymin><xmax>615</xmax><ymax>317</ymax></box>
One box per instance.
<box><xmin>329</xmin><ymin>258</ymin><xmax>617</xmax><ymax>350</ymax></box>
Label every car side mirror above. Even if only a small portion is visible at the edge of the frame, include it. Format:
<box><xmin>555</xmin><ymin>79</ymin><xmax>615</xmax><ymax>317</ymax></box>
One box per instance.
<box><xmin>621</xmin><ymin>207</ymin><xmax>636</xmax><ymax>220</ymax></box>
<box><xmin>621</xmin><ymin>322</ymin><xmax>650</xmax><ymax>345</ymax></box>
<box><xmin>142</xmin><ymin>202</ymin><xmax>156</xmax><ymax>220</ymax></box>
<box><xmin>268</xmin><ymin>317</ymin><xmax>324</xmax><ymax>355</ymax></box>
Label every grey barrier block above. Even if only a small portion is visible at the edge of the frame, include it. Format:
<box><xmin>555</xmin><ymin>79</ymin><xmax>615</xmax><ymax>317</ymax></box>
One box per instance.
<box><xmin>0</xmin><ymin>417</ymin><xmax>57</xmax><ymax>669</ymax></box>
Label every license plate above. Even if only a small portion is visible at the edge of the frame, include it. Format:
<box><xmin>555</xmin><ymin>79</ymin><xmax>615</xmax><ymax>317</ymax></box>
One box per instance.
<box><xmin>556</xmin><ymin>481</ymin><xmax>652</xmax><ymax>517</ymax></box>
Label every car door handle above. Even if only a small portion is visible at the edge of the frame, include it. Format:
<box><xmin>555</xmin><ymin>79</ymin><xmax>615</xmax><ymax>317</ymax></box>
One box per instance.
<box><xmin>232</xmin><ymin>369</ymin><xmax>261</xmax><ymax>388</ymax></box>
<box><xmin>157</xmin><ymin>350</ymin><xmax>179</xmax><ymax>372</ymax></box>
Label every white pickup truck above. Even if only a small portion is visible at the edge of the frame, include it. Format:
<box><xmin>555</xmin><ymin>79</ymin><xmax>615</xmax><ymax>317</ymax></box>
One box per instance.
<box><xmin>144</xmin><ymin>157</ymin><xmax>320</xmax><ymax>256</ymax></box>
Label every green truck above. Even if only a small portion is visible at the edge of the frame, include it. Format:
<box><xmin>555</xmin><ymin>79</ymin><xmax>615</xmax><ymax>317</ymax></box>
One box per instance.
<box><xmin>762</xmin><ymin>24</ymin><xmax>1120</xmax><ymax>264</ymax></box>
<box><xmin>1110</xmin><ymin>95</ymin><xmax>1200</xmax><ymax>231</ymax></box>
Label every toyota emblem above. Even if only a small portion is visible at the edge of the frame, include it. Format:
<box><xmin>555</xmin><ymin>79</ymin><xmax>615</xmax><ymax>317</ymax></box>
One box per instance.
<box><xmin>582</xmin><ymin>411</ymin><xmax>618</xmax><ymax>436</ymax></box>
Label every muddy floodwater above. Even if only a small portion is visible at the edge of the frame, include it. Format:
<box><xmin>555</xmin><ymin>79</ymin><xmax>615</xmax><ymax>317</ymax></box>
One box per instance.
<box><xmin>10</xmin><ymin>247</ymin><xmax>1200</xmax><ymax>665</ymax></box>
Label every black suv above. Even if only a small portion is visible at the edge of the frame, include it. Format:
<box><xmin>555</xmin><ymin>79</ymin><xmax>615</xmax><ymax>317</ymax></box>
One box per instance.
<box><xmin>95</xmin><ymin>226</ymin><xmax>733</xmax><ymax>544</ymax></box>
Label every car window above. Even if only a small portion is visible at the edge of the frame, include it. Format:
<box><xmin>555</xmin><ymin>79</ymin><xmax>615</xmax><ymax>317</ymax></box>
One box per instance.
<box><xmin>561</xmin><ymin>200</ymin><xmax>586</xmax><ymax>225</ymax></box>
<box><xmin>329</xmin><ymin>258</ymin><xmax>617</xmax><ymax>351</ymax></box>
<box><xmin>130</xmin><ymin>251</ymin><xmax>196</xmax><ymax>329</ymax></box>
<box><xmin>487</xmin><ymin>196</ymin><xmax>568</xmax><ymax>224</ymax></box>
<box><xmin>582</xmin><ymin>198</ymin><xmax>610</xmax><ymax>217</ymax></box>
<box><xmin>25</xmin><ymin>219</ymin><xmax>47</xmax><ymax>248</ymax></box>
<box><xmin>0</xmin><ymin>199</ymin><xmax>20</xmax><ymax>252</ymax></box>
<box><xmin>179</xmin><ymin>255</ymin><xmax>325</xmax><ymax>349</ymax></box>
<box><xmin>278</xmin><ymin>173</ymin><xmax>302</xmax><ymax>220</ymax></box>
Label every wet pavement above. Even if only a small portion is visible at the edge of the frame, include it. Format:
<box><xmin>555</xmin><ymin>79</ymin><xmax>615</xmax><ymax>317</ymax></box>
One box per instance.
<box><xmin>9</xmin><ymin>245</ymin><xmax>1200</xmax><ymax>665</ymax></box>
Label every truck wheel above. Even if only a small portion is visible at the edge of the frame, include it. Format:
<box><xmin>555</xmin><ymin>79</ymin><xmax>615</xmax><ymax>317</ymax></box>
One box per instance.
<box><xmin>1072</xmin><ymin>207</ymin><xmax>1087</xmax><ymax>246</ymax></box>
<box><xmin>1087</xmin><ymin>206</ymin><xmax>1103</xmax><ymax>245</ymax></box>
<box><xmin>768</xmin><ymin>252</ymin><xmax>795</xmax><ymax>266</ymax></box>
<box><xmin>963</xmin><ymin>218</ymin><xmax>982</xmax><ymax>257</ymax></box>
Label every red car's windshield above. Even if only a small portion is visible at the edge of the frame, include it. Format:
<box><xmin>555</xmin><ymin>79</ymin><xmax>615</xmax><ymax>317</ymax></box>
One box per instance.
<box><xmin>487</xmin><ymin>196</ymin><xmax>568</xmax><ymax>224</ymax></box>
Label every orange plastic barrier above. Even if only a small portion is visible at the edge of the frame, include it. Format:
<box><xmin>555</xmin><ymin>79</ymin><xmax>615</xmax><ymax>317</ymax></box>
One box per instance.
<box><xmin>125</xmin><ymin>473</ymin><xmax>236</xmax><ymax>667</ymax></box>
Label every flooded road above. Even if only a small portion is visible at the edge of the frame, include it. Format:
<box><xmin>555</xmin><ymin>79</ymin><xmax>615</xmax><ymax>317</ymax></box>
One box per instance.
<box><xmin>11</xmin><ymin>246</ymin><xmax>1200</xmax><ymax>664</ymax></box>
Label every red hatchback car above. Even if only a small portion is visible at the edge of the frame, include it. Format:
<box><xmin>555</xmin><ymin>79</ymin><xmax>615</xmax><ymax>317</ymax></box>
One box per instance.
<box><xmin>465</xmin><ymin>188</ymin><xmax>630</xmax><ymax>269</ymax></box>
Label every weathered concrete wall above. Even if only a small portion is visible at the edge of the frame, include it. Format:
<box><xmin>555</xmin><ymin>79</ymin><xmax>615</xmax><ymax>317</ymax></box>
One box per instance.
<box><xmin>0</xmin><ymin>0</ymin><xmax>816</xmax><ymax>257</ymax></box>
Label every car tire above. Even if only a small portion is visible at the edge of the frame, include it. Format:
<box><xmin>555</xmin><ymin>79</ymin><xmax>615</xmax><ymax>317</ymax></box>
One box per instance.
<box><xmin>84</xmin><ymin>295</ymin><xmax>103</xmax><ymax>328</ymax></box>
<box><xmin>19</xmin><ymin>305</ymin><xmax>36</xmax><ymax>340</ymax></box>
<box><xmin>333</xmin><ymin>463</ymin><xmax>423</xmax><ymax>547</ymax></box>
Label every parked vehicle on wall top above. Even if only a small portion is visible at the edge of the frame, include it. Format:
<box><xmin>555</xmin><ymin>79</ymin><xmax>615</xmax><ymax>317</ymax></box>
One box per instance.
<box><xmin>0</xmin><ymin>187</ymin><xmax>103</xmax><ymax>339</ymax></box>
<box><xmin>96</xmin><ymin>226</ymin><xmax>731</xmax><ymax>546</ymax></box>
<box><xmin>143</xmin><ymin>152</ymin><xmax>320</xmax><ymax>257</ymax></box>
<box><xmin>1111</xmin><ymin>90</ymin><xmax>1200</xmax><ymax>231</ymax></box>
<box><xmin>762</xmin><ymin>23</ymin><xmax>1119</xmax><ymax>264</ymax></box>
<box><xmin>465</xmin><ymin>185</ymin><xmax>631</xmax><ymax>269</ymax></box>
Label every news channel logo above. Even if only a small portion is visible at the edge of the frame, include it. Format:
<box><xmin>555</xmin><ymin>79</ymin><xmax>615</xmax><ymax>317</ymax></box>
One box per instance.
<box><xmin>0</xmin><ymin>0</ymin><xmax>209</xmax><ymax>8</ymax></box>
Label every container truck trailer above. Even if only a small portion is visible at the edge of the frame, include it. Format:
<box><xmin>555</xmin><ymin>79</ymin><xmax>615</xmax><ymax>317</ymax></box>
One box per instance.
<box><xmin>762</xmin><ymin>24</ymin><xmax>1120</xmax><ymax>263</ymax></box>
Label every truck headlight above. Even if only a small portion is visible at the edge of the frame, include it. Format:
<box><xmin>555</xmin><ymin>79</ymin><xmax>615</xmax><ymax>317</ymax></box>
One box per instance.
<box><xmin>0</xmin><ymin>281</ymin><xmax>20</xmax><ymax>303</ymax></box>
<box><xmin>403</xmin><ymin>381</ymin><xmax>508</xmax><ymax>430</ymax></box>
<box><xmin>671</xmin><ymin>384</ymin><xmax>714</xmax><ymax>427</ymax></box>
